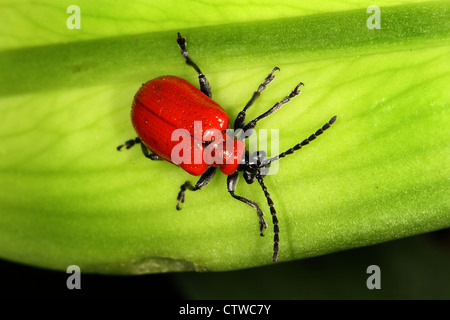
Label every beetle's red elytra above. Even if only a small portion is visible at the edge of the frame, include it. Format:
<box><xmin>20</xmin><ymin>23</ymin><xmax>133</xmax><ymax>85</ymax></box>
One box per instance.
<box><xmin>131</xmin><ymin>76</ymin><xmax>245</xmax><ymax>176</ymax></box>
<box><xmin>118</xmin><ymin>33</ymin><xmax>337</xmax><ymax>263</ymax></box>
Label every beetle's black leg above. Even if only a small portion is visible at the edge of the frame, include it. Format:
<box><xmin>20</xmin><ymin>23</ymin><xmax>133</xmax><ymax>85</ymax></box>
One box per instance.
<box><xmin>117</xmin><ymin>137</ymin><xmax>163</xmax><ymax>160</ymax></box>
<box><xmin>117</xmin><ymin>137</ymin><xmax>141</xmax><ymax>151</ymax></box>
<box><xmin>255</xmin><ymin>172</ymin><xmax>279</xmax><ymax>262</ymax></box>
<box><xmin>234</xmin><ymin>67</ymin><xmax>279</xmax><ymax>132</ymax></box>
<box><xmin>227</xmin><ymin>171</ymin><xmax>268</xmax><ymax>236</ymax></box>
<box><xmin>177</xmin><ymin>166</ymin><xmax>217</xmax><ymax>210</ymax></box>
<box><xmin>242</xmin><ymin>82</ymin><xmax>304</xmax><ymax>134</ymax></box>
<box><xmin>177</xmin><ymin>33</ymin><xmax>212</xmax><ymax>98</ymax></box>
<box><xmin>263</xmin><ymin>115</ymin><xmax>337</xmax><ymax>166</ymax></box>
<box><xmin>138</xmin><ymin>142</ymin><xmax>163</xmax><ymax>160</ymax></box>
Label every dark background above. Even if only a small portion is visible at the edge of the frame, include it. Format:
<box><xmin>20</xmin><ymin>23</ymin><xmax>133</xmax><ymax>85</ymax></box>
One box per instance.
<box><xmin>2</xmin><ymin>228</ymin><xmax>449</xmax><ymax>300</ymax></box>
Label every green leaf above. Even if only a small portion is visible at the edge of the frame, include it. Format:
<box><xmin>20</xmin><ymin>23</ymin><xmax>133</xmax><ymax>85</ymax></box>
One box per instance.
<box><xmin>0</xmin><ymin>1</ymin><xmax>448</xmax><ymax>274</ymax></box>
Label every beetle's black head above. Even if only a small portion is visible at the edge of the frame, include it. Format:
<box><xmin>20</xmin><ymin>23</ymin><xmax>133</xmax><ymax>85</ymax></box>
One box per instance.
<box><xmin>239</xmin><ymin>150</ymin><xmax>271</xmax><ymax>184</ymax></box>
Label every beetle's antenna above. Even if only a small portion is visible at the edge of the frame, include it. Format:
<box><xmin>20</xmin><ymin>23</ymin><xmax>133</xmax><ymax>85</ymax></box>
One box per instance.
<box><xmin>255</xmin><ymin>171</ymin><xmax>279</xmax><ymax>262</ymax></box>
<box><xmin>262</xmin><ymin>115</ymin><xmax>337</xmax><ymax>166</ymax></box>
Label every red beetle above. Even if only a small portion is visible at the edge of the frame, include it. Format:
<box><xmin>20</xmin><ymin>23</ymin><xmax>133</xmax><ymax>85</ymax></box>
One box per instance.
<box><xmin>118</xmin><ymin>33</ymin><xmax>337</xmax><ymax>262</ymax></box>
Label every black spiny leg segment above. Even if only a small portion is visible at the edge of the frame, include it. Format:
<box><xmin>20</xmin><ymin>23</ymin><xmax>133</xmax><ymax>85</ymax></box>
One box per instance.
<box><xmin>117</xmin><ymin>137</ymin><xmax>141</xmax><ymax>151</ymax></box>
<box><xmin>177</xmin><ymin>33</ymin><xmax>212</xmax><ymax>98</ymax></box>
<box><xmin>227</xmin><ymin>171</ymin><xmax>268</xmax><ymax>236</ymax></box>
<box><xmin>117</xmin><ymin>137</ymin><xmax>163</xmax><ymax>160</ymax></box>
<box><xmin>177</xmin><ymin>166</ymin><xmax>217</xmax><ymax>210</ymax></box>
